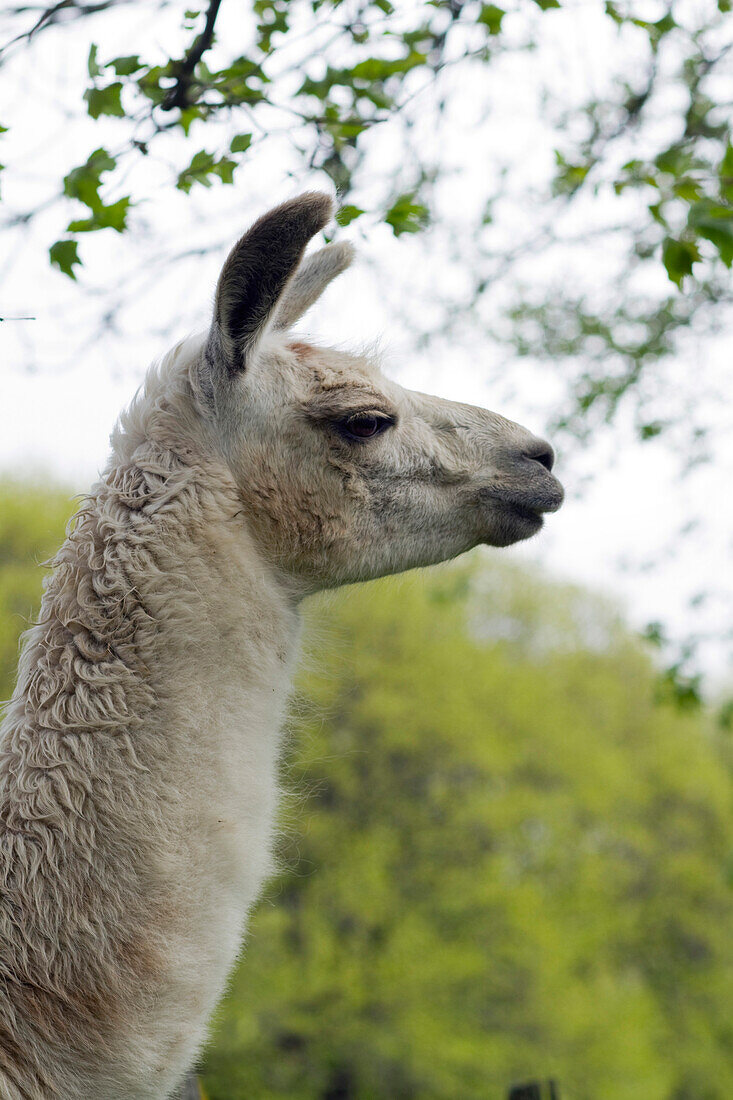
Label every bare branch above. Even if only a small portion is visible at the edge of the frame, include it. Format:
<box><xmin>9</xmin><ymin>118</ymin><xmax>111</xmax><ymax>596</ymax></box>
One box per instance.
<box><xmin>160</xmin><ymin>0</ymin><xmax>223</xmax><ymax>112</ymax></box>
<box><xmin>0</xmin><ymin>0</ymin><xmax>136</xmax><ymax>59</ymax></box>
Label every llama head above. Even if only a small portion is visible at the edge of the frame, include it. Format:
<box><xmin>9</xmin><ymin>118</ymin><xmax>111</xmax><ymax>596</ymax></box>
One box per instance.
<box><xmin>195</xmin><ymin>193</ymin><xmax>563</xmax><ymax>591</ymax></box>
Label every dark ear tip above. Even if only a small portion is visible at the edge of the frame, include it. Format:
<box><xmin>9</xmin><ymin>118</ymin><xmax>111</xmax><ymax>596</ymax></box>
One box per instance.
<box><xmin>209</xmin><ymin>192</ymin><xmax>336</xmax><ymax>371</ymax></box>
<box><xmin>243</xmin><ymin>192</ymin><xmax>334</xmax><ymax>250</ymax></box>
<box><xmin>283</xmin><ymin>191</ymin><xmax>334</xmax><ymax>233</ymax></box>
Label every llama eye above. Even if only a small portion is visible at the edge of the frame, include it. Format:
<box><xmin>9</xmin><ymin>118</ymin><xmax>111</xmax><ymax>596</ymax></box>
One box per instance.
<box><xmin>339</xmin><ymin>413</ymin><xmax>393</xmax><ymax>441</ymax></box>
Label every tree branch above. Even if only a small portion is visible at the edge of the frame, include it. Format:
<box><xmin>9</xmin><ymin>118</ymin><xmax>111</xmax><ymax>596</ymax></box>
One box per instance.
<box><xmin>161</xmin><ymin>0</ymin><xmax>223</xmax><ymax>112</ymax></box>
<box><xmin>0</xmin><ymin>0</ymin><xmax>133</xmax><ymax>60</ymax></box>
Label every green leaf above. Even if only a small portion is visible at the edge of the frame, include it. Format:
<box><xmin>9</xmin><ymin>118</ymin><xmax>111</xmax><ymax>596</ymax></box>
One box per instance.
<box><xmin>299</xmin><ymin>65</ymin><xmax>393</xmax><ymax>107</ymax></box>
<box><xmin>648</xmin><ymin>202</ymin><xmax>667</xmax><ymax>227</ymax></box>
<box><xmin>661</xmin><ymin>237</ymin><xmax>700</xmax><ymax>287</ymax></box>
<box><xmin>350</xmin><ymin>51</ymin><xmax>427</xmax><ymax>81</ymax></box>
<box><xmin>324</xmin><ymin>116</ymin><xmax>369</xmax><ymax>141</ymax></box>
<box><xmin>655</xmin><ymin>145</ymin><xmax>690</xmax><ymax>176</ymax></box>
<box><xmin>639</xmin><ymin>421</ymin><xmax>665</xmax><ymax>440</ymax></box>
<box><xmin>49</xmin><ymin>240</ymin><xmax>81</xmax><ymax>279</ymax></box>
<box><xmin>178</xmin><ymin>106</ymin><xmax>203</xmax><ymax>136</ymax></box>
<box><xmin>533</xmin><ymin>0</ymin><xmax>561</xmax><ymax>8</ymax></box>
<box><xmin>202</xmin><ymin>56</ymin><xmax>269</xmax><ymax>106</ymax></box>
<box><xmin>650</xmin><ymin>12</ymin><xmax>675</xmax><ymax>36</ymax></box>
<box><xmin>67</xmin><ymin>197</ymin><xmax>131</xmax><ymax>234</ymax></box>
<box><xmin>718</xmin><ymin>698</ymin><xmax>733</xmax><ymax>731</ymax></box>
<box><xmin>336</xmin><ymin>204</ymin><xmax>364</xmax><ymax>227</ymax></box>
<box><xmin>672</xmin><ymin>178</ymin><xmax>702</xmax><ymax>203</ymax></box>
<box><xmin>176</xmin><ymin>150</ymin><xmax>237</xmax><ymax>193</ymax></box>
<box><xmin>255</xmin><ymin>0</ymin><xmax>289</xmax><ymax>51</ymax></box>
<box><xmin>719</xmin><ymin>144</ymin><xmax>733</xmax><ymax>202</ymax></box>
<box><xmin>137</xmin><ymin>65</ymin><xmax>166</xmax><ymax>105</ymax></box>
<box><xmin>655</xmin><ymin>663</ymin><xmax>703</xmax><ymax>710</ymax></box>
<box><xmin>215</xmin><ymin>158</ymin><xmax>236</xmax><ymax>185</ymax></box>
<box><xmin>84</xmin><ymin>83</ymin><xmax>125</xmax><ymax>120</ymax></box>
<box><xmin>552</xmin><ymin>151</ymin><xmax>591</xmax><ymax>195</ymax></box>
<box><xmin>63</xmin><ymin>148</ymin><xmax>116</xmax><ymax>209</ymax></box>
<box><xmin>642</xmin><ymin>620</ymin><xmax>666</xmax><ymax>646</ymax></box>
<box><xmin>688</xmin><ymin>200</ymin><xmax>733</xmax><ymax>267</ymax></box>
<box><xmin>87</xmin><ymin>43</ymin><xmax>101</xmax><ymax>78</ymax></box>
<box><xmin>107</xmin><ymin>55</ymin><xmax>143</xmax><ymax>76</ymax></box>
<box><xmin>478</xmin><ymin>4</ymin><xmax>505</xmax><ymax>33</ymax></box>
<box><xmin>385</xmin><ymin>193</ymin><xmax>429</xmax><ymax>237</ymax></box>
<box><xmin>229</xmin><ymin>133</ymin><xmax>253</xmax><ymax>154</ymax></box>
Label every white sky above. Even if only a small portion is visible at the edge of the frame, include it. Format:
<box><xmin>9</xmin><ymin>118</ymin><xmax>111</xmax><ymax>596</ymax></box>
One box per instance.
<box><xmin>0</xmin><ymin>0</ymin><xmax>731</xmax><ymax>687</ymax></box>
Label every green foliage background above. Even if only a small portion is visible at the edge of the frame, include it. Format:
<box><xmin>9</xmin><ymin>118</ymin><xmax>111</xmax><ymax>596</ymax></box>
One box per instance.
<box><xmin>1</xmin><ymin>482</ymin><xmax>731</xmax><ymax>1099</ymax></box>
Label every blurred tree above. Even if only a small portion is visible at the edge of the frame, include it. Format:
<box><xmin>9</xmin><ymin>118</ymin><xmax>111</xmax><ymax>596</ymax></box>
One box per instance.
<box><xmin>202</xmin><ymin>564</ymin><xmax>733</xmax><ymax>1099</ymax></box>
<box><xmin>0</xmin><ymin>483</ymin><xmax>731</xmax><ymax>1097</ymax></box>
<box><xmin>0</xmin><ymin>481</ymin><xmax>74</xmax><ymax>700</ymax></box>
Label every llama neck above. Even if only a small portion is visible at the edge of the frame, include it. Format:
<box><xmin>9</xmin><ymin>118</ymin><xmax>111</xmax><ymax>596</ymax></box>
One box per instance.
<box><xmin>3</xmin><ymin>452</ymin><xmax>300</xmax><ymax>791</ymax></box>
<box><xmin>0</xmin><ymin>454</ymin><xmax>302</xmax><ymax>1097</ymax></box>
<box><xmin>132</xmin><ymin>467</ymin><xmax>301</xmax><ymax>915</ymax></box>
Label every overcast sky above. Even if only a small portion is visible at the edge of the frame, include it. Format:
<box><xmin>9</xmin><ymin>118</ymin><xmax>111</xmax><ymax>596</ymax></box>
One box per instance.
<box><xmin>1</xmin><ymin>0</ymin><xmax>731</xmax><ymax>688</ymax></box>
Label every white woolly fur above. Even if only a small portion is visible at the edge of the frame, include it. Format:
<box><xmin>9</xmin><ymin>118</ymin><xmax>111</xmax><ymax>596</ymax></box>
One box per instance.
<box><xmin>0</xmin><ymin>339</ymin><xmax>299</xmax><ymax>1099</ymax></box>
<box><xmin>0</xmin><ymin>194</ymin><xmax>562</xmax><ymax>1098</ymax></box>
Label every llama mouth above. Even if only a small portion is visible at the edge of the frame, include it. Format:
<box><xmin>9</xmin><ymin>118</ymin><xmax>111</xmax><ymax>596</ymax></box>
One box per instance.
<box><xmin>507</xmin><ymin>502</ymin><xmax>545</xmax><ymax>526</ymax></box>
<box><xmin>501</xmin><ymin>500</ymin><xmax>545</xmax><ymax>535</ymax></box>
<box><xmin>477</xmin><ymin>499</ymin><xmax>545</xmax><ymax>548</ymax></box>
<box><xmin>478</xmin><ymin>479</ymin><xmax>563</xmax><ymax>546</ymax></box>
<box><xmin>481</xmin><ymin>477</ymin><xmax>564</xmax><ymax>517</ymax></box>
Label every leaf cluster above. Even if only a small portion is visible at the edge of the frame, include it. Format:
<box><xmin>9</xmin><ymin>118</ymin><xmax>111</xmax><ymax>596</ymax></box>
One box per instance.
<box><xmin>1</xmin><ymin>1</ymin><xmax>731</xmax><ymax>438</ymax></box>
<box><xmin>2</xmin><ymin>0</ymin><xmax>731</xmax><ymax>458</ymax></box>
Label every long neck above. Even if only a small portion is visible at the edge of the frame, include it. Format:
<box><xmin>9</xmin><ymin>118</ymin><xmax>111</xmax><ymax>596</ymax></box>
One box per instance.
<box><xmin>1</xmin><ymin>448</ymin><xmax>300</xmax><ymax>814</ymax></box>
<box><xmin>0</xmin><ymin>448</ymin><xmax>301</xmax><ymax>1097</ymax></box>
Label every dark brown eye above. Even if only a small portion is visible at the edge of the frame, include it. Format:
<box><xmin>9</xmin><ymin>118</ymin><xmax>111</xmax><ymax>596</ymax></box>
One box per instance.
<box><xmin>339</xmin><ymin>413</ymin><xmax>393</xmax><ymax>441</ymax></box>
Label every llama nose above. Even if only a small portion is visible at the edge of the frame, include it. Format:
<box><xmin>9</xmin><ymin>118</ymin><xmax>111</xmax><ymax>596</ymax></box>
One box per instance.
<box><xmin>521</xmin><ymin>437</ymin><xmax>555</xmax><ymax>472</ymax></box>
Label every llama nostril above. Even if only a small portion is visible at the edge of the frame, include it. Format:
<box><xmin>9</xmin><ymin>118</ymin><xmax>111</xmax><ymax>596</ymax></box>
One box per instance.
<box><xmin>523</xmin><ymin>440</ymin><xmax>555</xmax><ymax>472</ymax></box>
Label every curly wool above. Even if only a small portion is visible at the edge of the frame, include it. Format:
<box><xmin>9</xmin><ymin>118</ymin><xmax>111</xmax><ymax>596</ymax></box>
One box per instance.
<box><xmin>0</xmin><ymin>340</ymin><xmax>298</xmax><ymax>1099</ymax></box>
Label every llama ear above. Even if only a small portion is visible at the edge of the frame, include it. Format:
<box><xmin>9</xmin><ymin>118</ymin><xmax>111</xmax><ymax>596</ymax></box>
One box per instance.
<box><xmin>205</xmin><ymin>192</ymin><xmax>334</xmax><ymax>376</ymax></box>
<box><xmin>273</xmin><ymin>241</ymin><xmax>355</xmax><ymax>330</ymax></box>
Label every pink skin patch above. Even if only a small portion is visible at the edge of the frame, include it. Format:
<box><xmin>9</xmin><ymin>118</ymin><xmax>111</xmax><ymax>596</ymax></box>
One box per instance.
<box><xmin>288</xmin><ymin>341</ymin><xmax>316</xmax><ymax>360</ymax></box>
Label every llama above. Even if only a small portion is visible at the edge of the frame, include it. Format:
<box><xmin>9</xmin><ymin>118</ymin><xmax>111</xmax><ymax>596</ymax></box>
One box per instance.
<box><xmin>0</xmin><ymin>193</ymin><xmax>563</xmax><ymax>1099</ymax></box>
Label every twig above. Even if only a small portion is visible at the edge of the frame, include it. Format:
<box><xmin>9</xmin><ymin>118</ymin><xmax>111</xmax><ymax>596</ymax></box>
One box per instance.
<box><xmin>0</xmin><ymin>0</ymin><xmax>126</xmax><ymax>60</ymax></box>
<box><xmin>161</xmin><ymin>0</ymin><xmax>223</xmax><ymax>111</ymax></box>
